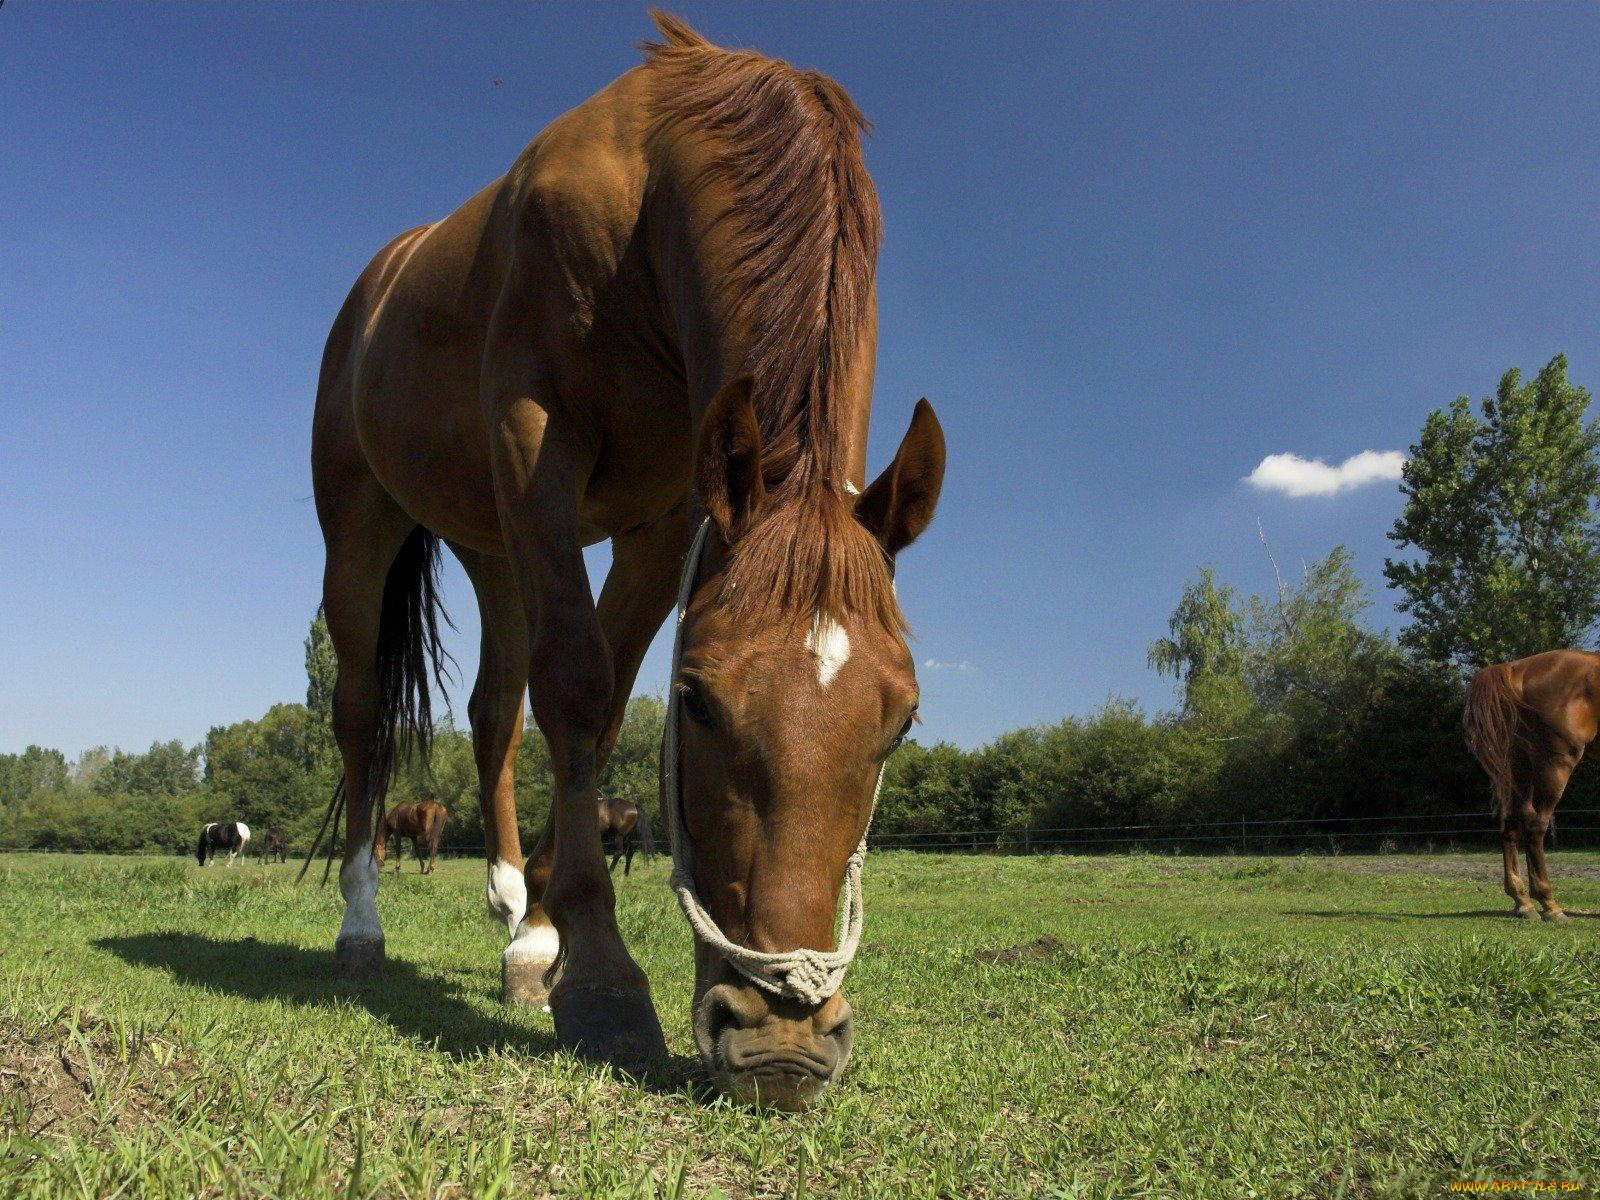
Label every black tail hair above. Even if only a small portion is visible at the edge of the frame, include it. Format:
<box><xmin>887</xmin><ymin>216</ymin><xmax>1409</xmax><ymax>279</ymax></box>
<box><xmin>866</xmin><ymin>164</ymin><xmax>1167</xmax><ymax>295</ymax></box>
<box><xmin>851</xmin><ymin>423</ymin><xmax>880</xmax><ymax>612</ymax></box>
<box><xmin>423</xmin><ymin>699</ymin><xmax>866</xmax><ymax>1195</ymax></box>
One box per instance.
<box><xmin>295</xmin><ymin>528</ymin><xmax>453</xmax><ymax>886</ymax></box>
<box><xmin>370</xmin><ymin>527</ymin><xmax>455</xmax><ymax>829</ymax></box>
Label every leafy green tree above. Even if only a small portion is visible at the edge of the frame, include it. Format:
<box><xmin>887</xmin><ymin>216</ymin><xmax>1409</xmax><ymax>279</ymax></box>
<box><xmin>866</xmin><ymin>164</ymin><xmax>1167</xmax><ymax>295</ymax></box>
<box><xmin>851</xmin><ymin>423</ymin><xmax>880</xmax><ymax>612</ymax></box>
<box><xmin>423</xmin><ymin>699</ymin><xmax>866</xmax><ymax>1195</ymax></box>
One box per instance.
<box><xmin>1385</xmin><ymin>354</ymin><xmax>1600</xmax><ymax>670</ymax></box>
<box><xmin>92</xmin><ymin>740</ymin><xmax>201</xmax><ymax>796</ymax></box>
<box><xmin>1148</xmin><ymin>567</ymin><xmax>1248</xmax><ymax>715</ymax></box>
<box><xmin>1249</xmin><ymin>546</ymin><xmax>1395</xmax><ymax>722</ymax></box>
<box><xmin>600</xmin><ymin>694</ymin><xmax>665</xmax><ymax>813</ymax></box>
<box><xmin>304</xmin><ymin>606</ymin><xmax>339</xmax><ymax>775</ymax></box>
<box><xmin>0</xmin><ymin>746</ymin><xmax>69</xmax><ymax>808</ymax></box>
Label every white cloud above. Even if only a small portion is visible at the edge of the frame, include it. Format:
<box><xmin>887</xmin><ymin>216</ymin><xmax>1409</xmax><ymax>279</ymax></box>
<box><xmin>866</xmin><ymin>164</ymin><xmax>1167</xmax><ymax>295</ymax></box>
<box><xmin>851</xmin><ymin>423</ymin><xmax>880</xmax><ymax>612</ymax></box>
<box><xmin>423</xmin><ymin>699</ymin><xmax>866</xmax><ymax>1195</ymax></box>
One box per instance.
<box><xmin>922</xmin><ymin>658</ymin><xmax>974</xmax><ymax>673</ymax></box>
<box><xmin>1244</xmin><ymin>450</ymin><xmax>1405</xmax><ymax>498</ymax></box>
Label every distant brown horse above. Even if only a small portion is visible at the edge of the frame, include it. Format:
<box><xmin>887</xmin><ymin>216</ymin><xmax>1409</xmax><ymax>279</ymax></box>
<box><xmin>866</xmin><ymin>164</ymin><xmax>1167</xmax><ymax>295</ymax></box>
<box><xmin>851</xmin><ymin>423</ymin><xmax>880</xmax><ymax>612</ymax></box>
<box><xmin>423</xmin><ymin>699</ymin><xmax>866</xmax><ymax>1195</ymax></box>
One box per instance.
<box><xmin>376</xmin><ymin>801</ymin><xmax>446</xmax><ymax>875</ymax></box>
<box><xmin>258</xmin><ymin>827</ymin><xmax>288</xmax><ymax>864</ymax></box>
<box><xmin>1463</xmin><ymin>649</ymin><xmax>1598</xmax><ymax>922</ymax></box>
<box><xmin>597</xmin><ymin>796</ymin><xmax>656</xmax><ymax>876</ymax></box>
<box><xmin>310</xmin><ymin>12</ymin><xmax>943</xmax><ymax>1106</ymax></box>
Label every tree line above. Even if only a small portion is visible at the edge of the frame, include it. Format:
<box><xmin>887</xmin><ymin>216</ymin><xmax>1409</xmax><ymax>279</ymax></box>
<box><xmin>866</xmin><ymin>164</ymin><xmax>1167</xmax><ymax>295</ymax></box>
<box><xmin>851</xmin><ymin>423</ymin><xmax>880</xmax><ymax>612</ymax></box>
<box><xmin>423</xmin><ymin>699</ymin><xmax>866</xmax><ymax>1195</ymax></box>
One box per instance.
<box><xmin>3</xmin><ymin>355</ymin><xmax>1597</xmax><ymax>855</ymax></box>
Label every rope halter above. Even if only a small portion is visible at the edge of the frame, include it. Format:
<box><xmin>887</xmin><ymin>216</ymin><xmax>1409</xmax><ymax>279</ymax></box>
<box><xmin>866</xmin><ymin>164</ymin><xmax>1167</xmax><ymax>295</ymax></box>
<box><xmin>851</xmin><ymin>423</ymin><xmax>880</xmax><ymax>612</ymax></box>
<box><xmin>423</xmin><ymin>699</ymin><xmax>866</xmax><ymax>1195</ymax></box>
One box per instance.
<box><xmin>661</xmin><ymin>509</ymin><xmax>882</xmax><ymax>1009</ymax></box>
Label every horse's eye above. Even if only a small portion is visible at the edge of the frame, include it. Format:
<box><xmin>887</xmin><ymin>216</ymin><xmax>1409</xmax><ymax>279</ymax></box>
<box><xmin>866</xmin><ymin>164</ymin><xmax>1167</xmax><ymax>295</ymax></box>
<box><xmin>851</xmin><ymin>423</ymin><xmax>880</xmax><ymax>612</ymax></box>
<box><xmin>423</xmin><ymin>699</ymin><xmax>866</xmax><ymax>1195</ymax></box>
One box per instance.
<box><xmin>889</xmin><ymin>712</ymin><xmax>916</xmax><ymax>752</ymax></box>
<box><xmin>680</xmin><ymin>681</ymin><xmax>713</xmax><ymax>727</ymax></box>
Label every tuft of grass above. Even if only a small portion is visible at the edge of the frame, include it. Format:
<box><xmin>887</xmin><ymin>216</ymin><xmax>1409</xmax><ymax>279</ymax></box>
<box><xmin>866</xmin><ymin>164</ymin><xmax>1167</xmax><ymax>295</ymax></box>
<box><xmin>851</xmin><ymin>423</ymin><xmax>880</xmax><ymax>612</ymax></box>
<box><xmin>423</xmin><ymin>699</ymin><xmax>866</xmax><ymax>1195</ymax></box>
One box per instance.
<box><xmin>1</xmin><ymin>850</ymin><xmax>1597</xmax><ymax>1197</ymax></box>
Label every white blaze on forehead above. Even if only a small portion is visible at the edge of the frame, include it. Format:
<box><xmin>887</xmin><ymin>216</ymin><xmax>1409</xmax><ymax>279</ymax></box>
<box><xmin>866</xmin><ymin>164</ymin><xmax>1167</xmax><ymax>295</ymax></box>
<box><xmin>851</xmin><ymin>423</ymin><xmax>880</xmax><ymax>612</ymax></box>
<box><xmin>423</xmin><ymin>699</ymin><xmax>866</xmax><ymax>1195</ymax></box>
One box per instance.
<box><xmin>807</xmin><ymin>613</ymin><xmax>852</xmax><ymax>689</ymax></box>
<box><xmin>486</xmin><ymin>858</ymin><xmax>528</xmax><ymax>938</ymax></box>
<box><xmin>338</xmin><ymin>850</ymin><xmax>382</xmax><ymax>941</ymax></box>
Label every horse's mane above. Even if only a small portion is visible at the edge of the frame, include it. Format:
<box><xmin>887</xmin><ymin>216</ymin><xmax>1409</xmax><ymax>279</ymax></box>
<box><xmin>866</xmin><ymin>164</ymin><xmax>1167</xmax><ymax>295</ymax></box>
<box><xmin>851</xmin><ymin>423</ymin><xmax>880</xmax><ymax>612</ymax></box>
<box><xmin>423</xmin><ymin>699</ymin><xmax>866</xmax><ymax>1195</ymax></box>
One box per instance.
<box><xmin>643</xmin><ymin>12</ymin><xmax>900</xmax><ymax>633</ymax></box>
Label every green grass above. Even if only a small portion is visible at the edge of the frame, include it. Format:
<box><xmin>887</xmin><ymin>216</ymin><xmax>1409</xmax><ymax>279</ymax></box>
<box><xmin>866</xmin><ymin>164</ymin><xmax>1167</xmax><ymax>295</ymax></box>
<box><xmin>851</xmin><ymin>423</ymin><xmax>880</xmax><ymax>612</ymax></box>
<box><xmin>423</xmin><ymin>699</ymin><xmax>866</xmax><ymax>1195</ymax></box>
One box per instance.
<box><xmin>2</xmin><ymin>849</ymin><xmax>1598</xmax><ymax>1198</ymax></box>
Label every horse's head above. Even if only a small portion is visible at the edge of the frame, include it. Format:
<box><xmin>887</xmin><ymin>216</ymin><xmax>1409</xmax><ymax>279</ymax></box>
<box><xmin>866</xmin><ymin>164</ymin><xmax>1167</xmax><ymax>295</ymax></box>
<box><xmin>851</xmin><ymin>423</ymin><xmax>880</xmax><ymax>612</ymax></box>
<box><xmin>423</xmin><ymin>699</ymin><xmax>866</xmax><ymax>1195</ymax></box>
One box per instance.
<box><xmin>674</xmin><ymin>378</ymin><xmax>945</xmax><ymax>1110</ymax></box>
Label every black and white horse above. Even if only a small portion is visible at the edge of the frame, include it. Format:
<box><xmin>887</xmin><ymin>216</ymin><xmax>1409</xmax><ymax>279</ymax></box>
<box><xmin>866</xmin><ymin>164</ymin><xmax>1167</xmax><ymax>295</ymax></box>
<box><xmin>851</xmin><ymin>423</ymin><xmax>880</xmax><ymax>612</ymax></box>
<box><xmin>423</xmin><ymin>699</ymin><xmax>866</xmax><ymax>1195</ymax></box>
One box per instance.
<box><xmin>196</xmin><ymin>821</ymin><xmax>250</xmax><ymax>866</ymax></box>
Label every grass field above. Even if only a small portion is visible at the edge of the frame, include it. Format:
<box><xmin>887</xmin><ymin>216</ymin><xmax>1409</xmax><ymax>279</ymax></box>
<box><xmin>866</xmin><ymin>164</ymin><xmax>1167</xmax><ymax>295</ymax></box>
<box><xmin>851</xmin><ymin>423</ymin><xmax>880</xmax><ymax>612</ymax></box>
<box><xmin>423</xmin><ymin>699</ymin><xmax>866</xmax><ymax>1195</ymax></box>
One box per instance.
<box><xmin>2</xmin><ymin>849</ymin><xmax>1598</xmax><ymax>1198</ymax></box>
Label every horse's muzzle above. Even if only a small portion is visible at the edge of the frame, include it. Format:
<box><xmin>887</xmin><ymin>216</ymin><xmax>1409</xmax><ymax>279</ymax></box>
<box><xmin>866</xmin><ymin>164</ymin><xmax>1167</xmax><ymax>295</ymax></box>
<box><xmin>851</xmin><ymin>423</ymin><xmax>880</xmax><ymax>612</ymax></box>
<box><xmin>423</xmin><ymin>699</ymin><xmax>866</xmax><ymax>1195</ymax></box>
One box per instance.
<box><xmin>693</xmin><ymin>981</ymin><xmax>854</xmax><ymax>1111</ymax></box>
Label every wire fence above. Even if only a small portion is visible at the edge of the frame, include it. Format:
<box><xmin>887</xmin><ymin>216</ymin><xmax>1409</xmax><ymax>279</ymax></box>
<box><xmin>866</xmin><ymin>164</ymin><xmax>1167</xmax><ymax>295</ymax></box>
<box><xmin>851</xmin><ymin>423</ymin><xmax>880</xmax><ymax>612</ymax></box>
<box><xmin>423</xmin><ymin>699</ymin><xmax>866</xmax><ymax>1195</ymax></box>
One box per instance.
<box><xmin>419</xmin><ymin>807</ymin><xmax>1600</xmax><ymax>860</ymax></box>
<box><xmin>8</xmin><ymin>809</ymin><xmax>1597</xmax><ymax>861</ymax></box>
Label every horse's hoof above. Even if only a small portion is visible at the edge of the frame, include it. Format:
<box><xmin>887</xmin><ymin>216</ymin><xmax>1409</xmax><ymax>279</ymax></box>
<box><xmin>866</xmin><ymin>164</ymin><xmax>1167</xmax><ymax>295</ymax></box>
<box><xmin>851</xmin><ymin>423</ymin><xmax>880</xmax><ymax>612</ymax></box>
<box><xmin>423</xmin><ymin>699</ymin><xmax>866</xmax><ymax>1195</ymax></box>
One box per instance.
<box><xmin>503</xmin><ymin>955</ymin><xmax>556</xmax><ymax>1011</ymax></box>
<box><xmin>1512</xmin><ymin>905</ymin><xmax>1538</xmax><ymax>919</ymax></box>
<box><xmin>334</xmin><ymin>935</ymin><xmax>385</xmax><ymax>979</ymax></box>
<box><xmin>1542</xmin><ymin>909</ymin><xmax>1572</xmax><ymax>924</ymax></box>
<box><xmin>550</xmin><ymin>986</ymin><xmax>667</xmax><ymax>1071</ymax></box>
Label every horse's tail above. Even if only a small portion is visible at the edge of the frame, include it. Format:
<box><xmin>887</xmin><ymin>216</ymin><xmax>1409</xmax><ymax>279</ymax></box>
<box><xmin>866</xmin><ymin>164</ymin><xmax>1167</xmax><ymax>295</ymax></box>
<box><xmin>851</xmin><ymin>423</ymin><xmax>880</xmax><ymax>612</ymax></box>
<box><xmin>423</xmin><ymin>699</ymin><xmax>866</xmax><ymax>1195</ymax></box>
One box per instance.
<box><xmin>370</xmin><ymin>527</ymin><xmax>454</xmax><ymax>840</ymax></box>
<box><xmin>297</xmin><ymin>777</ymin><xmax>345</xmax><ymax>886</ymax></box>
<box><xmin>195</xmin><ymin>825</ymin><xmax>209</xmax><ymax>866</ymax></box>
<box><xmin>426</xmin><ymin>804</ymin><xmax>446</xmax><ymax>855</ymax></box>
<box><xmin>635</xmin><ymin>803</ymin><xmax>657</xmax><ymax>862</ymax></box>
<box><xmin>1463</xmin><ymin>663</ymin><xmax>1526</xmax><ymax>821</ymax></box>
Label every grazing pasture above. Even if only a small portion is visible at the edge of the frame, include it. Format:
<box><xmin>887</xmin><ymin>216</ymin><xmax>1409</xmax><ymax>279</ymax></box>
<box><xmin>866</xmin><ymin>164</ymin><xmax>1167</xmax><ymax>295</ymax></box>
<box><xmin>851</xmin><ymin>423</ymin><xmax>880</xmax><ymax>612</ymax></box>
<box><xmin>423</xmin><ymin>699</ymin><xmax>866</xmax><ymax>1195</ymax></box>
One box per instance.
<box><xmin>2</xmin><ymin>851</ymin><xmax>1598</xmax><ymax>1198</ymax></box>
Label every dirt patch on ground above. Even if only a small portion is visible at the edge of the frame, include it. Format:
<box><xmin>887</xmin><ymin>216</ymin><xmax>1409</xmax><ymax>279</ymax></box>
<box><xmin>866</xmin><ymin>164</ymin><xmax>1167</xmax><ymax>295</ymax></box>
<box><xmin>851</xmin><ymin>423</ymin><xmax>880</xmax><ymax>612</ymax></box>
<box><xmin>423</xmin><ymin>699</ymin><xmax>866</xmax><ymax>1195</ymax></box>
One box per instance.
<box><xmin>0</xmin><ymin>1010</ymin><xmax>191</xmax><ymax>1143</ymax></box>
<box><xmin>974</xmin><ymin>934</ymin><xmax>1066</xmax><ymax>965</ymax></box>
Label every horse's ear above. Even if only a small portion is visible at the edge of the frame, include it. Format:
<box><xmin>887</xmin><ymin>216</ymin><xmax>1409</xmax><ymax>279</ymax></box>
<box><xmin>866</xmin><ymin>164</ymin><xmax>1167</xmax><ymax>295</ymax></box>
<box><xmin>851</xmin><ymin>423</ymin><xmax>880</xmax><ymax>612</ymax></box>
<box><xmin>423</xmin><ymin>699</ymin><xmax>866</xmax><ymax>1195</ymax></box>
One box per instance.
<box><xmin>856</xmin><ymin>399</ymin><xmax>946</xmax><ymax>556</ymax></box>
<box><xmin>696</xmin><ymin>376</ymin><xmax>767</xmax><ymax>541</ymax></box>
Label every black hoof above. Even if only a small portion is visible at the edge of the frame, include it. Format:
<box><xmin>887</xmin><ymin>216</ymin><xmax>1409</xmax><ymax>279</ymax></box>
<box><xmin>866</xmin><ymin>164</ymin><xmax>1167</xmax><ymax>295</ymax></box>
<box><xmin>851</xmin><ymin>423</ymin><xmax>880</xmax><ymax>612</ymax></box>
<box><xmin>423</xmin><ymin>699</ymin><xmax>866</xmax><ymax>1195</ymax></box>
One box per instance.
<box><xmin>550</xmin><ymin>986</ymin><xmax>667</xmax><ymax>1071</ymax></box>
<box><xmin>503</xmin><ymin>956</ymin><xmax>556</xmax><ymax>1010</ymax></box>
<box><xmin>334</xmin><ymin>935</ymin><xmax>385</xmax><ymax>979</ymax></box>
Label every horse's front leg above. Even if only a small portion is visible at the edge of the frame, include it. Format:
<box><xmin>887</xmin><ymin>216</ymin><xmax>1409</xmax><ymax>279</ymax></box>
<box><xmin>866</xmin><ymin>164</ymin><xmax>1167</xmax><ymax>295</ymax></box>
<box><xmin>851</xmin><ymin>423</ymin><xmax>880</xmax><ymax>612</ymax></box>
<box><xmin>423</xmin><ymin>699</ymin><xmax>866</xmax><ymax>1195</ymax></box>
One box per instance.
<box><xmin>491</xmin><ymin>408</ymin><xmax>667</xmax><ymax>1065</ymax></box>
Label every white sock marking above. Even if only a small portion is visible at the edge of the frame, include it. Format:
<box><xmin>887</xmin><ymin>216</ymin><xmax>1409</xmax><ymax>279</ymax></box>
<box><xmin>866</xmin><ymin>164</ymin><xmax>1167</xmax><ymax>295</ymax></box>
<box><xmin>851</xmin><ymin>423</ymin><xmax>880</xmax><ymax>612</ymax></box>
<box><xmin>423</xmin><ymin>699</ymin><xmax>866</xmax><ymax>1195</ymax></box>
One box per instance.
<box><xmin>486</xmin><ymin>858</ymin><xmax>528</xmax><ymax>939</ymax></box>
<box><xmin>338</xmin><ymin>850</ymin><xmax>382</xmax><ymax>942</ymax></box>
<box><xmin>807</xmin><ymin>614</ymin><xmax>851</xmax><ymax>689</ymax></box>
<box><xmin>503</xmin><ymin>920</ymin><xmax>560</xmax><ymax>963</ymax></box>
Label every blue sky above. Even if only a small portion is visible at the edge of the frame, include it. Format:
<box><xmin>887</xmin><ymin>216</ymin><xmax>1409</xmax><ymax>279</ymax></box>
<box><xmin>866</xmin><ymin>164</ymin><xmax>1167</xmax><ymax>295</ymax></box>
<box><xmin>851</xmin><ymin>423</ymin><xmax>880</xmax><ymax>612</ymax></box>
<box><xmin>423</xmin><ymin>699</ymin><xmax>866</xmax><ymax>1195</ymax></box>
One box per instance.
<box><xmin>3</xmin><ymin>3</ymin><xmax>1598</xmax><ymax>759</ymax></box>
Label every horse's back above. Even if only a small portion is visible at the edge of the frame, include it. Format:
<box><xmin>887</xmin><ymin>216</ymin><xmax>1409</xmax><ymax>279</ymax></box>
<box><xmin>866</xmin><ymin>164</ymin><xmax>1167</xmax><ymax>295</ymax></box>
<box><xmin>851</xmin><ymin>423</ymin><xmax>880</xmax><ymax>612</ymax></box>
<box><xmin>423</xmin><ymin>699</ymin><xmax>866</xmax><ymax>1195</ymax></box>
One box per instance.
<box><xmin>315</xmin><ymin>66</ymin><xmax>686</xmax><ymax>554</ymax></box>
<box><xmin>1506</xmin><ymin>650</ymin><xmax>1600</xmax><ymax>748</ymax></box>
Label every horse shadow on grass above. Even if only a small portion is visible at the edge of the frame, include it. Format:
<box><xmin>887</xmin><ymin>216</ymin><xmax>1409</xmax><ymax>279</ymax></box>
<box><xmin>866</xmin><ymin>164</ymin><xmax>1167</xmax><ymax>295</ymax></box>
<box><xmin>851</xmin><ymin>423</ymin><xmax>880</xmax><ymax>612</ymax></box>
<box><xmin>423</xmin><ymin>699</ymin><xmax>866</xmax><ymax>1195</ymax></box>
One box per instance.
<box><xmin>94</xmin><ymin>932</ymin><xmax>706</xmax><ymax>1095</ymax></box>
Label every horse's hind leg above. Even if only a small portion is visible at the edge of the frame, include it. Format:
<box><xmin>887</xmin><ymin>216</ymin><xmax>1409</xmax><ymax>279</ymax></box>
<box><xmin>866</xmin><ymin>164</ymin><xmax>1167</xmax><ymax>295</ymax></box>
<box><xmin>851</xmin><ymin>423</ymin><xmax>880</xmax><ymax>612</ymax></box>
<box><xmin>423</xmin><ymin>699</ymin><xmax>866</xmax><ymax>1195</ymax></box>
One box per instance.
<box><xmin>1502</xmin><ymin>820</ymin><xmax>1535</xmax><ymax>918</ymax></box>
<box><xmin>425</xmin><ymin>817</ymin><xmax>442</xmax><ymax>874</ymax></box>
<box><xmin>317</xmin><ymin>479</ymin><xmax>416</xmax><ymax>979</ymax></box>
<box><xmin>1524</xmin><ymin>753</ymin><xmax>1577</xmax><ymax>923</ymax></box>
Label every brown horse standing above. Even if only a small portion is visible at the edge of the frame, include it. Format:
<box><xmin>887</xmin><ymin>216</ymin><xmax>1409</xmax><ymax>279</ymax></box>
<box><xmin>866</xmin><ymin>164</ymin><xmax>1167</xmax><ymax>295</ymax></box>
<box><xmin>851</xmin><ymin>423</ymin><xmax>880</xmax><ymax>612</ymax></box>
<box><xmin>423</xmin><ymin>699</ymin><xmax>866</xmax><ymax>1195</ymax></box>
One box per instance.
<box><xmin>377</xmin><ymin>801</ymin><xmax>447</xmax><ymax>875</ymax></box>
<box><xmin>597</xmin><ymin>796</ymin><xmax>655</xmax><ymax>876</ymax></box>
<box><xmin>311</xmin><ymin>11</ymin><xmax>943</xmax><ymax>1106</ymax></box>
<box><xmin>258</xmin><ymin>827</ymin><xmax>289</xmax><ymax>864</ymax></box>
<box><xmin>1463</xmin><ymin>649</ymin><xmax>1599</xmax><ymax>922</ymax></box>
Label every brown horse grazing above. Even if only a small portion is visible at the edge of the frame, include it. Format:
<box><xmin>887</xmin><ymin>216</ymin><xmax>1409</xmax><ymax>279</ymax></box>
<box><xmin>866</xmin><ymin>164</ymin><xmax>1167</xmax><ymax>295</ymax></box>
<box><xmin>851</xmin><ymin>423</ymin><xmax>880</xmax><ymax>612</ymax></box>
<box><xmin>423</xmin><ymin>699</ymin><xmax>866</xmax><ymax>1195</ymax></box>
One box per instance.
<box><xmin>376</xmin><ymin>801</ymin><xmax>447</xmax><ymax>875</ymax></box>
<box><xmin>1463</xmin><ymin>649</ymin><xmax>1600</xmax><ymax>923</ymax></box>
<box><xmin>258</xmin><ymin>827</ymin><xmax>288</xmax><ymax>864</ymax></box>
<box><xmin>597</xmin><ymin>796</ymin><xmax>655</xmax><ymax>876</ymax></box>
<box><xmin>311</xmin><ymin>11</ymin><xmax>943</xmax><ymax>1106</ymax></box>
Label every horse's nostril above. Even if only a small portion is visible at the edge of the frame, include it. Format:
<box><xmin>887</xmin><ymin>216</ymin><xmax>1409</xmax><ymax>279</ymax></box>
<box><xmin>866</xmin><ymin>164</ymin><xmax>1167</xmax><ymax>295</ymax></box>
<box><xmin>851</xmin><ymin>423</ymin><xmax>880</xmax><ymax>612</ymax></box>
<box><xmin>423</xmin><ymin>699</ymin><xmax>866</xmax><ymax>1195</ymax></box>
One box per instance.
<box><xmin>815</xmin><ymin>995</ymin><xmax>853</xmax><ymax>1042</ymax></box>
<box><xmin>696</xmin><ymin>983</ymin><xmax>767</xmax><ymax>1049</ymax></box>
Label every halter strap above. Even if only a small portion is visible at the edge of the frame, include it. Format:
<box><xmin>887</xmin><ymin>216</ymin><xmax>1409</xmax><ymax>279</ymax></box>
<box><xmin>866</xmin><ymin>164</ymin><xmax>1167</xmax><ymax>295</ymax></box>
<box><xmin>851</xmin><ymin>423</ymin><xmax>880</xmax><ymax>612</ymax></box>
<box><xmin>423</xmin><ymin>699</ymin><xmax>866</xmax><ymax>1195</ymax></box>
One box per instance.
<box><xmin>661</xmin><ymin>511</ymin><xmax>881</xmax><ymax>1007</ymax></box>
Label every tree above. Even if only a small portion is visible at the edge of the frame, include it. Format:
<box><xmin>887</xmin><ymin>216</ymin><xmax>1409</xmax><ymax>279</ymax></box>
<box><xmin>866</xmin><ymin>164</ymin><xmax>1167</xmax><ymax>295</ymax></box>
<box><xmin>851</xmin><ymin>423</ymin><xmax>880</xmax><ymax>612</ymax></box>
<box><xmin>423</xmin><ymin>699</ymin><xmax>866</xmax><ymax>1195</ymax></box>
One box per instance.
<box><xmin>1148</xmin><ymin>567</ymin><xmax>1247</xmax><ymax>710</ymax></box>
<box><xmin>305</xmin><ymin>606</ymin><xmax>339</xmax><ymax>775</ymax></box>
<box><xmin>91</xmin><ymin>740</ymin><xmax>202</xmax><ymax>796</ymax></box>
<box><xmin>1248</xmin><ymin>546</ymin><xmax>1394</xmax><ymax>722</ymax></box>
<box><xmin>0</xmin><ymin>746</ymin><xmax>70</xmax><ymax>808</ymax></box>
<box><xmin>1385</xmin><ymin>354</ymin><xmax>1600</xmax><ymax>670</ymax></box>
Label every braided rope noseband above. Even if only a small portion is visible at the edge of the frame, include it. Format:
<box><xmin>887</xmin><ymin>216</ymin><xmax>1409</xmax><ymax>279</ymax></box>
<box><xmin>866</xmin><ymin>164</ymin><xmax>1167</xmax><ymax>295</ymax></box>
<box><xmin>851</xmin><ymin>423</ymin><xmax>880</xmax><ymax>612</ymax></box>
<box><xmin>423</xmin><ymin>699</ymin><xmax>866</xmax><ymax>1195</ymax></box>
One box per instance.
<box><xmin>661</xmin><ymin>510</ymin><xmax>882</xmax><ymax>1008</ymax></box>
